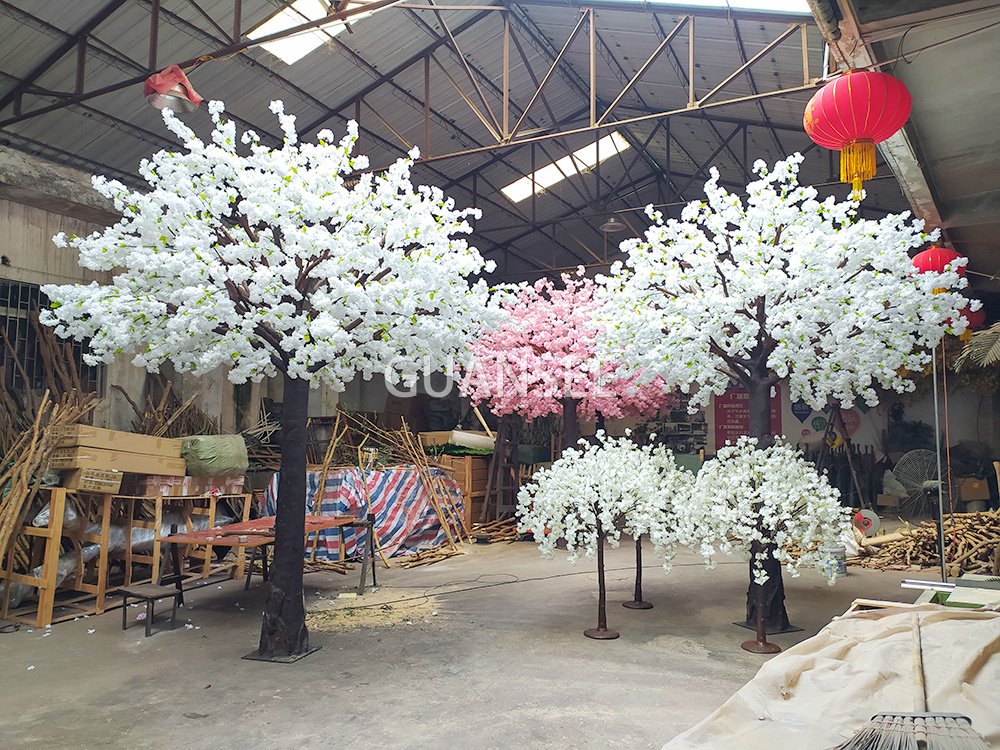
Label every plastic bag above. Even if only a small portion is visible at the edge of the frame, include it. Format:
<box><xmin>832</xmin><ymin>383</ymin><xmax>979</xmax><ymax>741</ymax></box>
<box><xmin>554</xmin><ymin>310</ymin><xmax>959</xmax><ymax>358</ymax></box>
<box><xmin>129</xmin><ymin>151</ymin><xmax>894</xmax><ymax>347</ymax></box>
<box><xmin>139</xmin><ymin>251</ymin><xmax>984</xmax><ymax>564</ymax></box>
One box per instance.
<box><xmin>181</xmin><ymin>435</ymin><xmax>248</xmax><ymax>477</ymax></box>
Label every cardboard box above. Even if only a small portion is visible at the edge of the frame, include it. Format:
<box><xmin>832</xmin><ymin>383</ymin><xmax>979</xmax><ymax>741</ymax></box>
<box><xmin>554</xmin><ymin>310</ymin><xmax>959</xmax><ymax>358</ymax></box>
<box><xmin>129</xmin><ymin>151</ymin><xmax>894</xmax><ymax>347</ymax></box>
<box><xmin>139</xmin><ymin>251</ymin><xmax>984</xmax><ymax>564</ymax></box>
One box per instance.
<box><xmin>383</xmin><ymin>393</ymin><xmax>426</xmax><ymax>416</ymax></box>
<box><xmin>52</xmin><ymin>425</ymin><xmax>182</xmax><ymax>458</ymax></box>
<box><xmin>876</xmin><ymin>493</ymin><xmax>901</xmax><ymax>508</ymax></box>
<box><xmin>959</xmin><ymin>478</ymin><xmax>991</xmax><ymax>502</ymax></box>
<box><xmin>419</xmin><ymin>431</ymin><xmax>455</xmax><ymax>447</ymax></box>
<box><xmin>48</xmin><ymin>446</ymin><xmax>186</xmax><ymax>476</ymax></box>
<box><xmin>61</xmin><ymin>468</ymin><xmax>123</xmax><ymax>494</ymax></box>
<box><xmin>133</xmin><ymin>474</ymin><xmax>246</xmax><ymax>498</ymax></box>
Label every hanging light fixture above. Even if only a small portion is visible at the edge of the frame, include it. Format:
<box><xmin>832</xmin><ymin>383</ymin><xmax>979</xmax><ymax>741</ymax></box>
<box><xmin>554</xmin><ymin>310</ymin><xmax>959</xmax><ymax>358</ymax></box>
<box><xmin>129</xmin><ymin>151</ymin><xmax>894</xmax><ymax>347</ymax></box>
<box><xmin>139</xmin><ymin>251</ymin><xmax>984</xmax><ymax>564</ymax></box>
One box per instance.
<box><xmin>599</xmin><ymin>216</ymin><xmax>626</xmax><ymax>233</ymax></box>
<box><xmin>144</xmin><ymin>64</ymin><xmax>203</xmax><ymax>113</ymax></box>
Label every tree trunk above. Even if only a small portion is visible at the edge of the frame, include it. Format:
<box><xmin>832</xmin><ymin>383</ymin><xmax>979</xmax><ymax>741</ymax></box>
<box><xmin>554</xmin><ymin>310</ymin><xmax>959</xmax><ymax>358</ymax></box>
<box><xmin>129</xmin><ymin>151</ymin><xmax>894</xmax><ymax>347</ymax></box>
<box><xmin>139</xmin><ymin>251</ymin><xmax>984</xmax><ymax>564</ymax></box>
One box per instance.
<box><xmin>560</xmin><ymin>396</ymin><xmax>580</xmax><ymax>453</ymax></box>
<box><xmin>744</xmin><ymin>543</ymin><xmax>791</xmax><ymax>634</ymax></box>
<box><xmin>742</xmin><ymin>372</ymin><xmax>792</xmax><ymax>633</ymax></box>
<box><xmin>741</xmin><ymin>539</ymin><xmax>781</xmax><ymax>653</ymax></box>
<box><xmin>257</xmin><ymin>373</ymin><xmax>310</xmax><ymax>658</ymax></box>
<box><xmin>746</xmin><ymin>376</ymin><xmax>774</xmax><ymax>451</ymax></box>
<box><xmin>584</xmin><ymin>519</ymin><xmax>619</xmax><ymax>639</ymax></box>
<box><xmin>623</xmin><ymin>535</ymin><xmax>653</xmax><ymax>609</ymax></box>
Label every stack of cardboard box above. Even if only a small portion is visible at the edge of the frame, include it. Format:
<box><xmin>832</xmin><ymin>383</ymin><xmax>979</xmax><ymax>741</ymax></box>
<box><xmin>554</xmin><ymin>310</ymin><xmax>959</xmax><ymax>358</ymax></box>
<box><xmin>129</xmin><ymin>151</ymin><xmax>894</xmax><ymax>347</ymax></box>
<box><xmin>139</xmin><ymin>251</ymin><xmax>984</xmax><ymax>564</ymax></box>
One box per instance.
<box><xmin>49</xmin><ymin>426</ymin><xmax>186</xmax><ymax>493</ymax></box>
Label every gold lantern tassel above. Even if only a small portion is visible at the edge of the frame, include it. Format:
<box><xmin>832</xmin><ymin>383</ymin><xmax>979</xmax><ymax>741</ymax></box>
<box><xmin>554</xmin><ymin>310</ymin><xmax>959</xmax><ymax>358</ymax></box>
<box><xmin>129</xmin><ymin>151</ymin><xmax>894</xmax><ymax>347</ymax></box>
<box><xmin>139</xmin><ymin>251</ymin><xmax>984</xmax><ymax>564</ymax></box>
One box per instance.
<box><xmin>840</xmin><ymin>138</ymin><xmax>876</xmax><ymax>199</ymax></box>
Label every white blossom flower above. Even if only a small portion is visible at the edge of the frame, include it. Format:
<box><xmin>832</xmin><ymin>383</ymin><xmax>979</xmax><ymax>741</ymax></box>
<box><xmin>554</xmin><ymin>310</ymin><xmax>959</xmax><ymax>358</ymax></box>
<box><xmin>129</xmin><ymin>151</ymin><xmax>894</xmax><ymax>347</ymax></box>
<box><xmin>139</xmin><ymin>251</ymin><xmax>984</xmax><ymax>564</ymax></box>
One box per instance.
<box><xmin>516</xmin><ymin>432</ymin><xmax>693</xmax><ymax>570</ymax></box>
<box><xmin>595</xmin><ymin>153</ymin><xmax>969</xmax><ymax>413</ymax></box>
<box><xmin>40</xmin><ymin>100</ymin><xmax>498</xmax><ymax>391</ymax></box>
<box><xmin>674</xmin><ymin>436</ymin><xmax>850</xmax><ymax>585</ymax></box>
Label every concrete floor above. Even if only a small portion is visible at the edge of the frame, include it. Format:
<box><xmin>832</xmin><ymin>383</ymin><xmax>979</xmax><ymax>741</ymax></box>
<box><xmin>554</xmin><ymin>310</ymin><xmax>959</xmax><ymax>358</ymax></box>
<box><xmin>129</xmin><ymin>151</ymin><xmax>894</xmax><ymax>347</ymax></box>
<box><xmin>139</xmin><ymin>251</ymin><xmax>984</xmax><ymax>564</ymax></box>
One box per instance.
<box><xmin>0</xmin><ymin>539</ymin><xmax>920</xmax><ymax>750</ymax></box>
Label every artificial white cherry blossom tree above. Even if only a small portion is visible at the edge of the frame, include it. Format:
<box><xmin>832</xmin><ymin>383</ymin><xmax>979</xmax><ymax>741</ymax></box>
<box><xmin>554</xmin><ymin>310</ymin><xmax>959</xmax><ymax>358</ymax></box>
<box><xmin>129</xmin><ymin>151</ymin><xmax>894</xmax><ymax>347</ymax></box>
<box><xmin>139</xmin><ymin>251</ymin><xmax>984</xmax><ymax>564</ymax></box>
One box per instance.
<box><xmin>678</xmin><ymin>436</ymin><xmax>850</xmax><ymax>652</ymax></box>
<box><xmin>41</xmin><ymin>101</ymin><xmax>494</xmax><ymax>660</ymax></box>
<box><xmin>517</xmin><ymin>432</ymin><xmax>693</xmax><ymax>639</ymax></box>
<box><xmin>597</xmin><ymin>153</ymin><xmax>969</xmax><ymax>633</ymax></box>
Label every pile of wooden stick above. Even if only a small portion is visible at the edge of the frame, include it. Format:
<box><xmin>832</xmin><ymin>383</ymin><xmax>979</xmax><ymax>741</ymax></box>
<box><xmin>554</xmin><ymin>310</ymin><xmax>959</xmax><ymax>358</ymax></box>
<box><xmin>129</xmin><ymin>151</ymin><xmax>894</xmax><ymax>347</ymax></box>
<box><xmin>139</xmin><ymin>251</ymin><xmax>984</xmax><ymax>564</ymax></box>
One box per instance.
<box><xmin>303</xmin><ymin>559</ymin><xmax>356</xmax><ymax>575</ymax></box>
<box><xmin>0</xmin><ymin>390</ymin><xmax>101</xmax><ymax>558</ymax></box>
<box><xmin>471</xmin><ymin>518</ymin><xmax>520</xmax><ymax>543</ymax></box>
<box><xmin>0</xmin><ymin>311</ymin><xmax>98</xmax><ymax>454</ymax></box>
<box><xmin>852</xmin><ymin>510</ymin><xmax>1000</xmax><ymax>575</ymax></box>
<box><xmin>343</xmin><ymin>414</ymin><xmax>470</xmax><ymax>546</ymax></box>
<box><xmin>113</xmin><ymin>374</ymin><xmax>217</xmax><ymax>438</ymax></box>
<box><xmin>397</xmin><ymin>546</ymin><xmax>464</xmax><ymax>569</ymax></box>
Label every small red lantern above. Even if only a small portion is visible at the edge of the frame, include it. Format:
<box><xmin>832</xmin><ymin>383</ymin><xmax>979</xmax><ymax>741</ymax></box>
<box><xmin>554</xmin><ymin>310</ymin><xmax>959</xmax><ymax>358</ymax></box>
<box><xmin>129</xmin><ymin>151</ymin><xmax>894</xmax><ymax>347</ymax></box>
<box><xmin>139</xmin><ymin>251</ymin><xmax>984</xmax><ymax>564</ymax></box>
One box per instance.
<box><xmin>947</xmin><ymin>299</ymin><xmax>985</xmax><ymax>335</ymax></box>
<box><xmin>912</xmin><ymin>245</ymin><xmax>965</xmax><ymax>277</ymax></box>
<box><xmin>803</xmin><ymin>70</ymin><xmax>911</xmax><ymax>197</ymax></box>
<box><xmin>961</xmin><ymin>302</ymin><xmax>986</xmax><ymax>330</ymax></box>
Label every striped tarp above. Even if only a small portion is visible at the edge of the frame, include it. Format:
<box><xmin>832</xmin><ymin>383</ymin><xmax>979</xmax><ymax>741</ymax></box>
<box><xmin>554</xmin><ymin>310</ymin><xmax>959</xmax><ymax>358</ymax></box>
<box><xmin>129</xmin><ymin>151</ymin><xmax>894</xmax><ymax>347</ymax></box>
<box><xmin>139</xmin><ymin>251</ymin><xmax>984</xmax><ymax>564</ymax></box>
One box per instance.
<box><xmin>263</xmin><ymin>467</ymin><xmax>465</xmax><ymax>560</ymax></box>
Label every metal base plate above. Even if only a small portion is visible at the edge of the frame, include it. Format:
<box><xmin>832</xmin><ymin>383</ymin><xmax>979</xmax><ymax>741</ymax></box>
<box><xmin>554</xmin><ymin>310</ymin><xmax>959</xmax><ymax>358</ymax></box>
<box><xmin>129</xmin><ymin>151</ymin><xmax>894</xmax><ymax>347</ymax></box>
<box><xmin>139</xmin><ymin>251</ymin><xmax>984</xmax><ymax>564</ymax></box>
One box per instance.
<box><xmin>733</xmin><ymin>620</ymin><xmax>803</xmax><ymax>635</ymax></box>
<box><xmin>242</xmin><ymin>645</ymin><xmax>322</xmax><ymax>663</ymax></box>
<box><xmin>741</xmin><ymin>639</ymin><xmax>781</xmax><ymax>654</ymax></box>
<box><xmin>584</xmin><ymin>627</ymin><xmax>620</xmax><ymax>640</ymax></box>
<box><xmin>622</xmin><ymin>600</ymin><xmax>653</xmax><ymax>610</ymax></box>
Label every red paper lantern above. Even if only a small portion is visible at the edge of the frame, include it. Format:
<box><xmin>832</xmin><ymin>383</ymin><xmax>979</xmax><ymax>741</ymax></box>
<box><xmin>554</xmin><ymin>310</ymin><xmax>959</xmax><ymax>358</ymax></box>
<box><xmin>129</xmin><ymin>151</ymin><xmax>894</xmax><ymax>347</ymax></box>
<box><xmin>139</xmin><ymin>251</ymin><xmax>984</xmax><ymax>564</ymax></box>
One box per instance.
<box><xmin>947</xmin><ymin>300</ymin><xmax>985</xmax><ymax>340</ymax></box>
<box><xmin>803</xmin><ymin>70</ymin><xmax>911</xmax><ymax>196</ymax></box>
<box><xmin>963</xmin><ymin>304</ymin><xmax>986</xmax><ymax>330</ymax></box>
<box><xmin>912</xmin><ymin>245</ymin><xmax>965</xmax><ymax>277</ymax></box>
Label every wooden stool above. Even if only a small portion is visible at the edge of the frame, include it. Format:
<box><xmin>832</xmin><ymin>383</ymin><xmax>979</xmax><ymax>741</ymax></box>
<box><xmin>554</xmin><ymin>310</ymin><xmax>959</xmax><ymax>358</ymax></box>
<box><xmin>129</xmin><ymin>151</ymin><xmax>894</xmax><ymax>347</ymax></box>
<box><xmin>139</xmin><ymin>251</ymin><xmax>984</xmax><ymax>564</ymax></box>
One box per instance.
<box><xmin>118</xmin><ymin>584</ymin><xmax>181</xmax><ymax>637</ymax></box>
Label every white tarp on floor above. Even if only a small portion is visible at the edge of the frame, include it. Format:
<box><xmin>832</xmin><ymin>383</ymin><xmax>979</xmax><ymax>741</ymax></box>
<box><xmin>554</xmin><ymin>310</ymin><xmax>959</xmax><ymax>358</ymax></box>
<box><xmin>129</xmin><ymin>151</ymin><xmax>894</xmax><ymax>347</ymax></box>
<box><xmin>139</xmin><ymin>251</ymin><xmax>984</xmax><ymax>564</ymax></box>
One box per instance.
<box><xmin>664</xmin><ymin>603</ymin><xmax>1000</xmax><ymax>749</ymax></box>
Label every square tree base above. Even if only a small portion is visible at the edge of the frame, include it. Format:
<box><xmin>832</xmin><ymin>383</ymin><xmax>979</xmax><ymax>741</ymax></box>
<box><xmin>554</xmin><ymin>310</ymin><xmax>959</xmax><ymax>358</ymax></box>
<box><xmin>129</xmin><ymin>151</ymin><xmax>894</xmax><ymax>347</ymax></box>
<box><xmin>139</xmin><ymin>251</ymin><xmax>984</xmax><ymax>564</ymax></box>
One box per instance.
<box><xmin>241</xmin><ymin>645</ymin><xmax>322</xmax><ymax>663</ymax></box>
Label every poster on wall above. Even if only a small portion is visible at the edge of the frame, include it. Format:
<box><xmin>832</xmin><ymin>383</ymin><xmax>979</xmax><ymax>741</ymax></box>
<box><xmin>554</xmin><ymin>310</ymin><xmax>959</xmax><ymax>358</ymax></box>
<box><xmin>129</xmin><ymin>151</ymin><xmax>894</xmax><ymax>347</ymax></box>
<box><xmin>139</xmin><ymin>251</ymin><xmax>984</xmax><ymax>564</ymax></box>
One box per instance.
<box><xmin>714</xmin><ymin>385</ymin><xmax>782</xmax><ymax>451</ymax></box>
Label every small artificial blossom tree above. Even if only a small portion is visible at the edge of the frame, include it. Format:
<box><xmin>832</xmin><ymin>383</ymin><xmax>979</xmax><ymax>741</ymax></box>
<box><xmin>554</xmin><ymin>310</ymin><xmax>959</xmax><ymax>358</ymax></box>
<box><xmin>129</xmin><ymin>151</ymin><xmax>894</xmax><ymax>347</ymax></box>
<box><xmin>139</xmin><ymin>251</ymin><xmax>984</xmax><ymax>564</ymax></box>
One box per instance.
<box><xmin>41</xmin><ymin>101</ymin><xmax>494</xmax><ymax>660</ymax></box>
<box><xmin>676</xmin><ymin>435</ymin><xmax>850</xmax><ymax>652</ymax></box>
<box><xmin>461</xmin><ymin>271</ymin><xmax>676</xmax><ymax>450</ymax></box>
<box><xmin>516</xmin><ymin>432</ymin><xmax>693</xmax><ymax>639</ymax></box>
<box><xmin>597</xmin><ymin>153</ymin><xmax>969</xmax><ymax>633</ymax></box>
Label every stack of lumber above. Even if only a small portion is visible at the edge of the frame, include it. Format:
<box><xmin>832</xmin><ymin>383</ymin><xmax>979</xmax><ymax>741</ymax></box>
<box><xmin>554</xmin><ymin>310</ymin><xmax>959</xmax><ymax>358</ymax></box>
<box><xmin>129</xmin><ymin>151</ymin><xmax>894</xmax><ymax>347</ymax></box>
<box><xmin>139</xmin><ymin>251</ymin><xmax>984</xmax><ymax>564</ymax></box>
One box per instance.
<box><xmin>852</xmin><ymin>510</ymin><xmax>1000</xmax><ymax>575</ymax></box>
<box><xmin>472</xmin><ymin>518</ymin><xmax>520</xmax><ymax>543</ymax></box>
<box><xmin>112</xmin><ymin>374</ymin><xmax>217</xmax><ymax>438</ymax></box>
<box><xmin>343</xmin><ymin>413</ymin><xmax>470</xmax><ymax>546</ymax></box>
<box><xmin>397</xmin><ymin>546</ymin><xmax>464</xmax><ymax>569</ymax></box>
<box><xmin>303</xmin><ymin>559</ymin><xmax>356</xmax><ymax>575</ymax></box>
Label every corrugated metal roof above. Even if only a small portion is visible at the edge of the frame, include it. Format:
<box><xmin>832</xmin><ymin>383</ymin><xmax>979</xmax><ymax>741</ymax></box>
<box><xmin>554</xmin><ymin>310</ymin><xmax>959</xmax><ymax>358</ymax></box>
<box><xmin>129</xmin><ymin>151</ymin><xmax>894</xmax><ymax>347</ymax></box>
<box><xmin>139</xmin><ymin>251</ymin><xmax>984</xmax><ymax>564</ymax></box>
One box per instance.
<box><xmin>0</xmin><ymin>0</ymin><xmax>914</xmax><ymax>280</ymax></box>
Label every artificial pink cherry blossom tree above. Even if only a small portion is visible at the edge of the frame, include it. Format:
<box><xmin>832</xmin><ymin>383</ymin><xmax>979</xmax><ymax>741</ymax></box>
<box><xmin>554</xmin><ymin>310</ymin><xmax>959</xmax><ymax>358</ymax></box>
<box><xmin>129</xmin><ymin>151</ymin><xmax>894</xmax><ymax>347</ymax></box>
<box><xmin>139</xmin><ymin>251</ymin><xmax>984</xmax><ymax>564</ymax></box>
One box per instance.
<box><xmin>461</xmin><ymin>271</ymin><xmax>676</xmax><ymax>450</ymax></box>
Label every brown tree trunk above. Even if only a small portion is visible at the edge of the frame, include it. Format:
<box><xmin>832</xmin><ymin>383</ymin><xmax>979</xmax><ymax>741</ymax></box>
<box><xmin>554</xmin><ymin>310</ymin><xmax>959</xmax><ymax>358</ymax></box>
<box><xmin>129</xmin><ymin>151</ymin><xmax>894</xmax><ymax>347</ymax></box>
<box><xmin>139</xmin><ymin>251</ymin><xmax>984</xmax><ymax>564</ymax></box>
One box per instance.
<box><xmin>741</xmin><ymin>368</ymin><xmax>792</xmax><ymax>633</ymax></box>
<box><xmin>256</xmin><ymin>373</ymin><xmax>310</xmax><ymax>658</ymax></box>
<box><xmin>560</xmin><ymin>396</ymin><xmax>580</xmax><ymax>453</ymax></box>
<box><xmin>584</xmin><ymin>519</ymin><xmax>619</xmax><ymax>639</ymax></box>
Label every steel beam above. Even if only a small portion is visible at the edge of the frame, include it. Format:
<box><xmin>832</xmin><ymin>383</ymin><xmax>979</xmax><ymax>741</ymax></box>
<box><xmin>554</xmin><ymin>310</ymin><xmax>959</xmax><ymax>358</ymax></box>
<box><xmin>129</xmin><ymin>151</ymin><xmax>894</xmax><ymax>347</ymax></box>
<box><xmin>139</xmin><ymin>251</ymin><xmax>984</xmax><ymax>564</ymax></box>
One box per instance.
<box><xmin>598</xmin><ymin>16</ymin><xmax>689</xmax><ymax>126</ymax></box>
<box><xmin>508</xmin><ymin>11</ymin><xmax>588</xmax><ymax>141</ymax></box>
<box><xmin>414</xmin><ymin>79</ymin><xmax>828</xmax><ymax>166</ymax></box>
<box><xmin>696</xmin><ymin>24</ymin><xmax>800</xmax><ymax>107</ymax></box>
<box><xmin>429</xmin><ymin>1</ymin><xmax>501</xmax><ymax>136</ymax></box>
<box><xmin>0</xmin><ymin>0</ymin><xmax>129</xmax><ymax>114</ymax></box>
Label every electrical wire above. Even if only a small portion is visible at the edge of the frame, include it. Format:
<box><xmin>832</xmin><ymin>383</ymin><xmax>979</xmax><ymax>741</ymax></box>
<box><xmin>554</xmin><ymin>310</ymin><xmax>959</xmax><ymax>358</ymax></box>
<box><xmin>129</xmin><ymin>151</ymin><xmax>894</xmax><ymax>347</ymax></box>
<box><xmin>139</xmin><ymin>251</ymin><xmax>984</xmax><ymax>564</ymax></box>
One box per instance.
<box><xmin>328</xmin><ymin>560</ymin><xmax>747</xmax><ymax>612</ymax></box>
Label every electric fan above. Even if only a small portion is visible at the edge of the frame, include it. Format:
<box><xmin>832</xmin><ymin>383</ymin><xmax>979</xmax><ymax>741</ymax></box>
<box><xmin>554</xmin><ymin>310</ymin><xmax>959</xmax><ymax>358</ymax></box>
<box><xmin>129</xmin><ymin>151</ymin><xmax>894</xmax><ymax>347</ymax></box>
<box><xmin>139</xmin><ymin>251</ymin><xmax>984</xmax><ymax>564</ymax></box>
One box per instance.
<box><xmin>891</xmin><ymin>450</ymin><xmax>956</xmax><ymax>517</ymax></box>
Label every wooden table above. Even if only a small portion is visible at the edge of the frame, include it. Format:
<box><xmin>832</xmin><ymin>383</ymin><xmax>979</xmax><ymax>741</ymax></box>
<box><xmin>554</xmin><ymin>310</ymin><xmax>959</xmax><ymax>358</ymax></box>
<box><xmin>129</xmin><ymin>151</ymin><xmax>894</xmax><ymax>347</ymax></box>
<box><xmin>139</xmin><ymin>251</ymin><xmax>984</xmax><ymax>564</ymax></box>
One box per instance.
<box><xmin>162</xmin><ymin>515</ymin><xmax>375</xmax><ymax>594</ymax></box>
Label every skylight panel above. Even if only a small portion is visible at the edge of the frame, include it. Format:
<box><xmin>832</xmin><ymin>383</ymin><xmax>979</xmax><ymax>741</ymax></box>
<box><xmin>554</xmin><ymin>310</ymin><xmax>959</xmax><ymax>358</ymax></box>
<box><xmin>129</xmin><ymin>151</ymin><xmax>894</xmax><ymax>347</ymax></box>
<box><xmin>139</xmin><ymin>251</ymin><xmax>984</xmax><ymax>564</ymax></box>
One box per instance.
<box><xmin>639</xmin><ymin>0</ymin><xmax>810</xmax><ymax>11</ymax></box>
<box><xmin>248</xmin><ymin>0</ymin><xmax>379</xmax><ymax>65</ymax></box>
<box><xmin>501</xmin><ymin>132</ymin><xmax>631</xmax><ymax>203</ymax></box>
